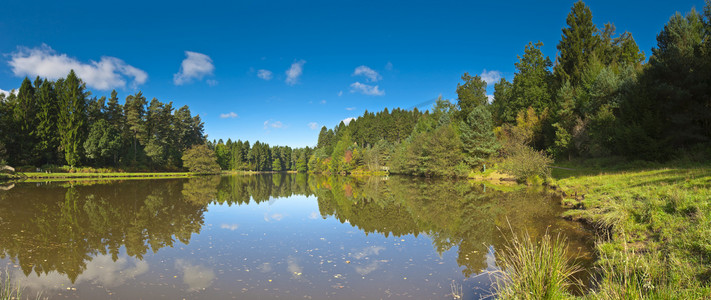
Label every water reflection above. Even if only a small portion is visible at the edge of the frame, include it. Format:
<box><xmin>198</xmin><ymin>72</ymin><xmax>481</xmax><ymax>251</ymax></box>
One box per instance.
<box><xmin>0</xmin><ymin>174</ymin><xmax>591</xmax><ymax>298</ymax></box>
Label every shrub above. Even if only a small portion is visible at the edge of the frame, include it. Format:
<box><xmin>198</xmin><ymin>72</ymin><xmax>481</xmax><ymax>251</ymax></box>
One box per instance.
<box><xmin>181</xmin><ymin>144</ymin><xmax>221</xmax><ymax>174</ymax></box>
<box><xmin>500</xmin><ymin>144</ymin><xmax>552</xmax><ymax>182</ymax></box>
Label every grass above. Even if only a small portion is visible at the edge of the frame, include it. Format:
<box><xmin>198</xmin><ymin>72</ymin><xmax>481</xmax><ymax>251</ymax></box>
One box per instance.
<box><xmin>19</xmin><ymin>171</ymin><xmax>194</xmax><ymax>179</ymax></box>
<box><xmin>550</xmin><ymin>158</ymin><xmax>711</xmax><ymax>299</ymax></box>
<box><xmin>1</xmin><ymin>268</ymin><xmax>23</xmax><ymax>300</ymax></box>
<box><xmin>494</xmin><ymin>229</ymin><xmax>582</xmax><ymax>299</ymax></box>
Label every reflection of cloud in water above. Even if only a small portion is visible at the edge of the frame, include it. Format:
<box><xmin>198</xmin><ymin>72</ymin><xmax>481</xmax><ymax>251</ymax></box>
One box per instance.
<box><xmin>175</xmin><ymin>259</ymin><xmax>215</xmax><ymax>291</ymax></box>
<box><xmin>257</xmin><ymin>262</ymin><xmax>273</xmax><ymax>273</ymax></box>
<box><xmin>350</xmin><ymin>246</ymin><xmax>385</xmax><ymax>260</ymax></box>
<box><xmin>287</xmin><ymin>256</ymin><xmax>303</xmax><ymax>279</ymax></box>
<box><xmin>485</xmin><ymin>245</ymin><xmax>498</xmax><ymax>272</ymax></box>
<box><xmin>308</xmin><ymin>211</ymin><xmax>319</xmax><ymax>220</ymax></box>
<box><xmin>12</xmin><ymin>254</ymin><xmax>148</xmax><ymax>290</ymax></box>
<box><xmin>263</xmin><ymin>213</ymin><xmax>284</xmax><ymax>222</ymax></box>
<box><xmin>220</xmin><ymin>223</ymin><xmax>239</xmax><ymax>231</ymax></box>
<box><xmin>354</xmin><ymin>260</ymin><xmax>386</xmax><ymax>276</ymax></box>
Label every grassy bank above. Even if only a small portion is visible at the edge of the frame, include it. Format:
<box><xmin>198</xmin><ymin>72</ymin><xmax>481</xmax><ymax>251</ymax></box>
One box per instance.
<box><xmin>550</xmin><ymin>159</ymin><xmax>711</xmax><ymax>298</ymax></box>
<box><xmin>19</xmin><ymin>172</ymin><xmax>194</xmax><ymax>179</ymax></box>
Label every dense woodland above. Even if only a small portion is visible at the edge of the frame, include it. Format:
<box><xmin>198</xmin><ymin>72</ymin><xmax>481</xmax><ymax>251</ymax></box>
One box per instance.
<box><xmin>299</xmin><ymin>0</ymin><xmax>711</xmax><ymax>177</ymax></box>
<box><xmin>0</xmin><ymin>70</ymin><xmax>205</xmax><ymax>170</ymax></box>
<box><xmin>2</xmin><ymin>1</ymin><xmax>711</xmax><ymax>176</ymax></box>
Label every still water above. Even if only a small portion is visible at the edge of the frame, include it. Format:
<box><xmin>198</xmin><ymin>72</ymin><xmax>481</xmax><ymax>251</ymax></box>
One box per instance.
<box><xmin>0</xmin><ymin>174</ymin><xmax>592</xmax><ymax>299</ymax></box>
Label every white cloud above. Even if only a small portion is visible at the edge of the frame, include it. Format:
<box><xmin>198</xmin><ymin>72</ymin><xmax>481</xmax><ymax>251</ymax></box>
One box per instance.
<box><xmin>342</xmin><ymin>117</ymin><xmax>356</xmax><ymax>125</ymax></box>
<box><xmin>338</xmin><ymin>90</ymin><xmax>343</xmax><ymax>97</ymax></box>
<box><xmin>220</xmin><ymin>112</ymin><xmax>238</xmax><ymax>118</ymax></box>
<box><xmin>481</xmin><ymin>69</ymin><xmax>502</xmax><ymax>85</ymax></box>
<box><xmin>350</xmin><ymin>82</ymin><xmax>385</xmax><ymax>96</ymax></box>
<box><xmin>353</xmin><ymin>65</ymin><xmax>381</xmax><ymax>82</ymax></box>
<box><xmin>345</xmin><ymin>107</ymin><xmax>356</xmax><ymax>111</ymax></box>
<box><xmin>8</xmin><ymin>44</ymin><xmax>147</xmax><ymax>90</ymax></box>
<box><xmin>0</xmin><ymin>89</ymin><xmax>17</xmax><ymax>97</ymax></box>
<box><xmin>308</xmin><ymin>122</ymin><xmax>319</xmax><ymax>130</ymax></box>
<box><xmin>206</xmin><ymin>79</ymin><xmax>218</xmax><ymax>86</ymax></box>
<box><xmin>263</xmin><ymin>120</ymin><xmax>284</xmax><ymax>129</ymax></box>
<box><xmin>487</xmin><ymin>94</ymin><xmax>494</xmax><ymax>104</ymax></box>
<box><xmin>385</xmin><ymin>61</ymin><xmax>393</xmax><ymax>71</ymax></box>
<box><xmin>285</xmin><ymin>60</ymin><xmax>306</xmax><ymax>85</ymax></box>
<box><xmin>173</xmin><ymin>51</ymin><xmax>215</xmax><ymax>85</ymax></box>
<box><xmin>257</xmin><ymin>69</ymin><xmax>273</xmax><ymax>80</ymax></box>
<box><xmin>320</xmin><ymin>99</ymin><xmax>327</xmax><ymax>104</ymax></box>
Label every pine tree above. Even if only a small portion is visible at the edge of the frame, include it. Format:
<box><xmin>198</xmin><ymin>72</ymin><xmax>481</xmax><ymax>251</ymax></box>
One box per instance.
<box><xmin>34</xmin><ymin>78</ymin><xmax>60</xmax><ymax>165</ymax></box>
<box><xmin>57</xmin><ymin>70</ymin><xmax>88</xmax><ymax>167</ymax></box>
<box><xmin>554</xmin><ymin>1</ymin><xmax>599</xmax><ymax>86</ymax></box>
<box><xmin>456</xmin><ymin>73</ymin><xmax>488</xmax><ymax>120</ymax></box>
<box><xmin>460</xmin><ymin>106</ymin><xmax>498</xmax><ymax>169</ymax></box>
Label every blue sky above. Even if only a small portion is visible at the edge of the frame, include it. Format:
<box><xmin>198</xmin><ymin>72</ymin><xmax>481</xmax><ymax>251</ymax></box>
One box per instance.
<box><xmin>0</xmin><ymin>0</ymin><xmax>704</xmax><ymax>147</ymax></box>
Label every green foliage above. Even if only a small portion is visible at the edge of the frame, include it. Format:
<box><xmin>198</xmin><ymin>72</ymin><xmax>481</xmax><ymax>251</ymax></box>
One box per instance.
<box><xmin>456</xmin><ymin>73</ymin><xmax>488</xmax><ymax>120</ymax></box>
<box><xmin>83</xmin><ymin>119</ymin><xmax>122</xmax><ymax>166</ymax></box>
<box><xmin>501</xmin><ymin>143</ymin><xmax>553</xmax><ymax>182</ymax></box>
<box><xmin>554</xmin><ymin>1</ymin><xmax>599</xmax><ymax>86</ymax></box>
<box><xmin>57</xmin><ymin>70</ymin><xmax>88</xmax><ymax>167</ymax></box>
<box><xmin>460</xmin><ymin>106</ymin><xmax>498</xmax><ymax>169</ymax></box>
<box><xmin>182</xmin><ymin>144</ymin><xmax>220</xmax><ymax>174</ymax></box>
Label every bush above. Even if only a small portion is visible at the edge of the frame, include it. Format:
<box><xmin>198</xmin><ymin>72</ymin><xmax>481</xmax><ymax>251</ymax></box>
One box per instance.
<box><xmin>181</xmin><ymin>144</ymin><xmax>220</xmax><ymax>174</ymax></box>
<box><xmin>500</xmin><ymin>144</ymin><xmax>552</xmax><ymax>182</ymax></box>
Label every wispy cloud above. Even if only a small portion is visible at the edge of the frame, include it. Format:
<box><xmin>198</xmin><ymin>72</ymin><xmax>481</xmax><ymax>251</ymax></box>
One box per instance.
<box><xmin>320</xmin><ymin>99</ymin><xmax>327</xmax><ymax>104</ymax></box>
<box><xmin>8</xmin><ymin>44</ymin><xmax>147</xmax><ymax>90</ymax></box>
<box><xmin>285</xmin><ymin>60</ymin><xmax>306</xmax><ymax>85</ymax></box>
<box><xmin>345</xmin><ymin>107</ymin><xmax>356</xmax><ymax>111</ymax></box>
<box><xmin>342</xmin><ymin>117</ymin><xmax>356</xmax><ymax>125</ymax></box>
<box><xmin>308</xmin><ymin>122</ymin><xmax>319</xmax><ymax>130</ymax></box>
<box><xmin>480</xmin><ymin>69</ymin><xmax>502</xmax><ymax>85</ymax></box>
<box><xmin>350</xmin><ymin>82</ymin><xmax>385</xmax><ymax>96</ymax></box>
<box><xmin>263</xmin><ymin>120</ymin><xmax>284</xmax><ymax>129</ymax></box>
<box><xmin>173</xmin><ymin>51</ymin><xmax>215</xmax><ymax>85</ymax></box>
<box><xmin>385</xmin><ymin>61</ymin><xmax>393</xmax><ymax>71</ymax></box>
<box><xmin>257</xmin><ymin>69</ymin><xmax>273</xmax><ymax>80</ymax></box>
<box><xmin>220</xmin><ymin>112</ymin><xmax>238</xmax><ymax>118</ymax></box>
<box><xmin>338</xmin><ymin>90</ymin><xmax>343</xmax><ymax>97</ymax></box>
<box><xmin>353</xmin><ymin>65</ymin><xmax>381</xmax><ymax>82</ymax></box>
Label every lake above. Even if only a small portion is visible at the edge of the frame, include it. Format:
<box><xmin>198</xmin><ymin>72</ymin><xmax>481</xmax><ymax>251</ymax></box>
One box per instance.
<box><xmin>0</xmin><ymin>174</ymin><xmax>592</xmax><ymax>299</ymax></box>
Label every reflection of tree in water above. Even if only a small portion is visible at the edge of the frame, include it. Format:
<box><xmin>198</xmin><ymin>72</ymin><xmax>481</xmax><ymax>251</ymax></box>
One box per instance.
<box><xmin>0</xmin><ymin>180</ymin><xmax>206</xmax><ymax>282</ymax></box>
<box><xmin>0</xmin><ymin>174</ymin><xmax>589</xmax><ymax>284</ymax></box>
<box><xmin>309</xmin><ymin>175</ymin><xmax>588</xmax><ymax>278</ymax></box>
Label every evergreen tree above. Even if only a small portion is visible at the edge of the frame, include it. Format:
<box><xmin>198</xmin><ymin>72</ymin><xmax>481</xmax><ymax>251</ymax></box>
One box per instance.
<box><xmin>57</xmin><ymin>71</ymin><xmax>87</xmax><ymax>166</ymax></box>
<box><xmin>456</xmin><ymin>73</ymin><xmax>488</xmax><ymax>120</ymax></box>
<box><xmin>34</xmin><ymin>78</ymin><xmax>60</xmax><ymax>165</ymax></box>
<box><xmin>460</xmin><ymin>106</ymin><xmax>498</xmax><ymax>169</ymax></box>
<box><xmin>554</xmin><ymin>1</ymin><xmax>599</xmax><ymax>86</ymax></box>
<box><xmin>124</xmin><ymin>92</ymin><xmax>147</xmax><ymax>162</ymax></box>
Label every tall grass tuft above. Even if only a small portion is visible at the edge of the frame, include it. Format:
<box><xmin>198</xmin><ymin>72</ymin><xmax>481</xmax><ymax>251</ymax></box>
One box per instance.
<box><xmin>1</xmin><ymin>268</ymin><xmax>22</xmax><ymax>300</ymax></box>
<box><xmin>494</xmin><ymin>229</ymin><xmax>582</xmax><ymax>299</ymax></box>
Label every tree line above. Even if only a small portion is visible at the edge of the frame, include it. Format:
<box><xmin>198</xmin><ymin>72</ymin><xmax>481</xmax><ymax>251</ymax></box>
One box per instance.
<box><xmin>302</xmin><ymin>0</ymin><xmax>711</xmax><ymax>177</ymax></box>
<box><xmin>0</xmin><ymin>70</ymin><xmax>205</xmax><ymax>170</ymax></box>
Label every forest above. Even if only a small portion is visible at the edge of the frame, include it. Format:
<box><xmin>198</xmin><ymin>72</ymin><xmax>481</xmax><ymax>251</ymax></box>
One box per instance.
<box><xmin>2</xmin><ymin>1</ymin><xmax>710</xmax><ymax>178</ymax></box>
<box><xmin>0</xmin><ymin>70</ymin><xmax>205</xmax><ymax>170</ymax></box>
